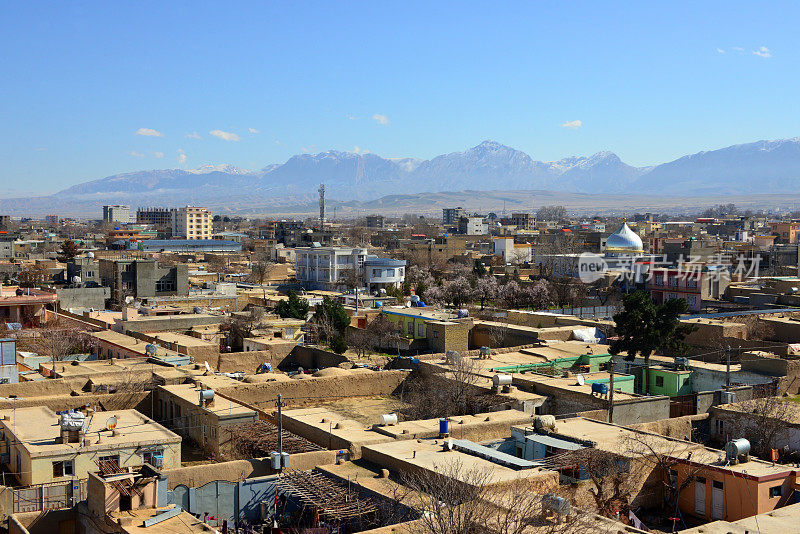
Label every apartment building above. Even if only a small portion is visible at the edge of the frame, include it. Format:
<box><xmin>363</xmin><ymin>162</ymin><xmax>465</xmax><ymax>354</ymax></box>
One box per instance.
<box><xmin>365</xmin><ymin>215</ymin><xmax>386</xmax><ymax>229</ymax></box>
<box><xmin>457</xmin><ymin>216</ymin><xmax>488</xmax><ymax>235</ymax></box>
<box><xmin>769</xmin><ymin>221</ymin><xmax>800</xmax><ymax>244</ymax></box>
<box><xmin>510</xmin><ymin>212</ymin><xmax>536</xmax><ymax>230</ymax></box>
<box><xmin>99</xmin><ymin>258</ymin><xmax>188</xmax><ymax>304</ymax></box>
<box><xmin>0</xmin><ymin>407</ymin><xmax>181</xmax><ymax>486</ymax></box>
<box><xmin>102</xmin><ymin>205</ymin><xmax>133</xmax><ymax>224</ymax></box>
<box><xmin>136</xmin><ymin>207</ymin><xmax>173</xmax><ymax>227</ymax></box>
<box><xmin>442</xmin><ymin>207</ymin><xmax>466</xmax><ymax>225</ymax></box>
<box><xmin>295</xmin><ymin>246</ymin><xmax>368</xmax><ymax>290</ymax></box>
<box><xmin>647</xmin><ymin>265</ymin><xmax>730</xmax><ymax>312</ymax></box>
<box><xmin>171</xmin><ymin>206</ymin><xmax>212</xmax><ymax>240</ymax></box>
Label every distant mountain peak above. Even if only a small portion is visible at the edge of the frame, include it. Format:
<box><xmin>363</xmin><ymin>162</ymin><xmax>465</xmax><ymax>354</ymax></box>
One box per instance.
<box><xmin>188</xmin><ymin>164</ymin><xmax>252</xmax><ymax>175</ymax></box>
<box><xmin>33</xmin><ymin>136</ymin><xmax>800</xmax><ymax>214</ymax></box>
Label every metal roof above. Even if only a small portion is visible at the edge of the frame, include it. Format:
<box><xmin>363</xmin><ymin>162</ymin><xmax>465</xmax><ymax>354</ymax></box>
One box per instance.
<box><xmin>451</xmin><ymin>439</ymin><xmax>541</xmax><ymax>470</ymax></box>
<box><xmin>523</xmin><ymin>434</ymin><xmax>585</xmax><ymax>451</ymax></box>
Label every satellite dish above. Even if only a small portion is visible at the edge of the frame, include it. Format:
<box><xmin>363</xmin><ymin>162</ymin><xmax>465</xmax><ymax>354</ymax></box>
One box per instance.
<box><xmin>105</xmin><ymin>416</ymin><xmax>118</xmax><ymax>431</ymax></box>
<box><xmin>124</xmin><ymin>296</ymin><xmax>134</xmax><ymax>305</ymax></box>
<box><xmin>576</xmin><ymin>374</ymin><xmax>586</xmax><ymax>386</ymax></box>
<box><xmin>71</xmin><ymin>275</ymin><xmax>82</xmax><ymax>284</ymax></box>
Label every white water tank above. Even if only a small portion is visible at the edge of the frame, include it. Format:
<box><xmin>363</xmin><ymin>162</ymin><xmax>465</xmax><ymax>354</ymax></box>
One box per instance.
<box><xmin>380</xmin><ymin>413</ymin><xmax>398</xmax><ymax>426</ymax></box>
<box><xmin>725</xmin><ymin>438</ymin><xmax>750</xmax><ymax>464</ymax></box>
<box><xmin>492</xmin><ymin>374</ymin><xmax>512</xmax><ymax>387</ymax></box>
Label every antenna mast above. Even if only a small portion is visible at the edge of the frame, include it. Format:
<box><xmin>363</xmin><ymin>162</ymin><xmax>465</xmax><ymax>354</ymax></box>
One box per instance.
<box><xmin>318</xmin><ymin>184</ymin><xmax>325</xmax><ymax>231</ymax></box>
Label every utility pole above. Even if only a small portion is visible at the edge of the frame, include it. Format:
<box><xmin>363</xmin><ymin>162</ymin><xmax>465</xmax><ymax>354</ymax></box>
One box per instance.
<box><xmin>608</xmin><ymin>357</ymin><xmax>614</xmax><ymax>424</ymax></box>
<box><xmin>277</xmin><ymin>394</ymin><xmax>285</xmax><ymax>472</ymax></box>
<box><xmin>725</xmin><ymin>345</ymin><xmax>731</xmax><ymax>390</ymax></box>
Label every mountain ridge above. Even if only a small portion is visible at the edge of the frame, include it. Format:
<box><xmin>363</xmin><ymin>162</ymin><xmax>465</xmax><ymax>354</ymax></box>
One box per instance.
<box><xmin>5</xmin><ymin>137</ymin><xmax>800</xmax><ymax>216</ymax></box>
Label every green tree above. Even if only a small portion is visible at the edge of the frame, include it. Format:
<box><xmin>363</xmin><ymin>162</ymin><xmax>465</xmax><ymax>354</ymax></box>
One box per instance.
<box><xmin>473</xmin><ymin>259</ymin><xmax>487</xmax><ymax>277</ymax></box>
<box><xmin>609</xmin><ymin>290</ymin><xmax>696</xmax><ymax>394</ymax></box>
<box><xmin>329</xmin><ymin>334</ymin><xmax>348</xmax><ymax>354</ymax></box>
<box><xmin>275</xmin><ymin>290</ymin><xmax>310</xmax><ymax>319</ymax></box>
<box><xmin>57</xmin><ymin>239</ymin><xmax>79</xmax><ymax>262</ymax></box>
<box><xmin>312</xmin><ymin>296</ymin><xmax>351</xmax><ymax>349</ymax></box>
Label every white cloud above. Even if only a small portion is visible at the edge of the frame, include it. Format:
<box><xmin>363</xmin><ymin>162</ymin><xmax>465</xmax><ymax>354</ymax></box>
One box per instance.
<box><xmin>732</xmin><ymin>46</ymin><xmax>744</xmax><ymax>52</ymax></box>
<box><xmin>716</xmin><ymin>48</ymin><xmax>726</xmax><ymax>54</ymax></box>
<box><xmin>753</xmin><ymin>46</ymin><xmax>772</xmax><ymax>58</ymax></box>
<box><xmin>353</xmin><ymin>146</ymin><xmax>370</xmax><ymax>154</ymax></box>
<box><xmin>34</xmin><ymin>147</ymin><xmax>47</xmax><ymax>152</ymax></box>
<box><xmin>185</xmin><ymin>131</ymin><xmax>202</xmax><ymax>139</ymax></box>
<box><xmin>372</xmin><ymin>114</ymin><xmax>389</xmax><ymax>126</ymax></box>
<box><xmin>561</xmin><ymin>120</ymin><xmax>582</xmax><ymax>130</ymax></box>
<box><xmin>248</xmin><ymin>127</ymin><xmax>260</xmax><ymax>134</ymax></box>
<box><xmin>177</xmin><ymin>149</ymin><xmax>187</xmax><ymax>164</ymax></box>
<box><xmin>347</xmin><ymin>115</ymin><xmax>357</xmax><ymax>120</ymax></box>
<box><xmin>275</xmin><ymin>140</ymin><xmax>281</xmax><ymax>145</ymax></box>
<box><xmin>153</xmin><ymin>151</ymin><xmax>164</xmax><ymax>159</ymax></box>
<box><xmin>209</xmin><ymin>129</ymin><xmax>240</xmax><ymax>141</ymax></box>
<box><xmin>127</xmin><ymin>150</ymin><xmax>146</xmax><ymax>158</ymax></box>
<box><xmin>136</xmin><ymin>128</ymin><xmax>163</xmax><ymax>137</ymax></box>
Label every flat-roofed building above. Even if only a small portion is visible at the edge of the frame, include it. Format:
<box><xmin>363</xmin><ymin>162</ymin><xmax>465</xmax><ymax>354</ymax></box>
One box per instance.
<box><xmin>0</xmin><ymin>407</ymin><xmax>181</xmax><ymax>486</ymax></box>
<box><xmin>154</xmin><ymin>383</ymin><xmax>257</xmax><ymax>456</ymax></box>
<box><xmin>103</xmin><ymin>205</ymin><xmax>133</xmax><ymax>224</ymax></box>
<box><xmin>171</xmin><ymin>206</ymin><xmax>212</xmax><ymax>240</ymax></box>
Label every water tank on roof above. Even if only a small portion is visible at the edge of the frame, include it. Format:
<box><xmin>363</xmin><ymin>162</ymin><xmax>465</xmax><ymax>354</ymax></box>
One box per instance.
<box><xmin>145</xmin><ymin>344</ymin><xmax>158</xmax><ymax>356</ymax></box>
<box><xmin>457</xmin><ymin>309</ymin><xmax>469</xmax><ymax>318</ymax></box>
<box><xmin>60</xmin><ymin>411</ymin><xmax>86</xmax><ymax>431</ymax></box>
<box><xmin>492</xmin><ymin>374</ymin><xmax>512</xmax><ymax>387</ymax></box>
<box><xmin>87</xmin><ymin>252</ymin><xmax>95</xmax><ymax>259</ymax></box>
<box><xmin>725</xmin><ymin>438</ymin><xmax>750</xmax><ymax>464</ymax></box>
<box><xmin>380</xmin><ymin>413</ymin><xmax>398</xmax><ymax>426</ymax></box>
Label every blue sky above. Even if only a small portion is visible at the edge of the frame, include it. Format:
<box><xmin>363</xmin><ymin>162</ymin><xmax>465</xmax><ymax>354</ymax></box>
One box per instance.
<box><xmin>1</xmin><ymin>1</ymin><xmax>799</xmax><ymax>194</ymax></box>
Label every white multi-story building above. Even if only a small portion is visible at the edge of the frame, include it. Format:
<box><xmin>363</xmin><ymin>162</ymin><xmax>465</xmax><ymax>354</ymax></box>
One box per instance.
<box><xmin>295</xmin><ymin>247</ymin><xmax>368</xmax><ymax>290</ymax></box>
<box><xmin>493</xmin><ymin>237</ymin><xmax>532</xmax><ymax>264</ymax></box>
<box><xmin>171</xmin><ymin>206</ymin><xmax>212</xmax><ymax>240</ymax></box>
<box><xmin>295</xmin><ymin>247</ymin><xmax>407</xmax><ymax>292</ymax></box>
<box><xmin>102</xmin><ymin>205</ymin><xmax>133</xmax><ymax>224</ymax></box>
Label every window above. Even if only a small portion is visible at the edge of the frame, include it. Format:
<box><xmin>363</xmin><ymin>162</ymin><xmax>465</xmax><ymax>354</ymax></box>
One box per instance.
<box><xmin>655</xmin><ymin>375</ymin><xmax>664</xmax><ymax>387</ymax></box>
<box><xmin>687</xmin><ymin>278</ymin><xmax>698</xmax><ymax>289</ymax></box>
<box><xmin>669</xmin><ymin>276</ymin><xmax>678</xmax><ymax>287</ymax></box>
<box><xmin>407</xmin><ymin>322</ymin><xmax>414</xmax><ymax>335</ymax></box>
<box><xmin>654</xmin><ymin>275</ymin><xmax>664</xmax><ymax>286</ymax></box>
<box><xmin>99</xmin><ymin>455</ymin><xmax>119</xmax><ymax>467</ymax></box>
<box><xmin>418</xmin><ymin>323</ymin><xmax>424</xmax><ymax>337</ymax></box>
<box><xmin>770</xmin><ymin>485</ymin><xmax>782</xmax><ymax>498</ymax></box>
<box><xmin>155</xmin><ymin>279</ymin><xmax>175</xmax><ymax>292</ymax></box>
<box><xmin>52</xmin><ymin>460</ymin><xmax>74</xmax><ymax>478</ymax></box>
<box><xmin>143</xmin><ymin>449</ymin><xmax>164</xmax><ymax>466</ymax></box>
<box><xmin>715</xmin><ymin>419</ymin><xmax>724</xmax><ymax>435</ymax></box>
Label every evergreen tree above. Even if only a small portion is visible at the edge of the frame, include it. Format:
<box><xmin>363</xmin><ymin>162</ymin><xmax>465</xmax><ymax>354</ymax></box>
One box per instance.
<box><xmin>275</xmin><ymin>290</ymin><xmax>310</xmax><ymax>319</ymax></box>
<box><xmin>609</xmin><ymin>290</ymin><xmax>696</xmax><ymax>394</ymax></box>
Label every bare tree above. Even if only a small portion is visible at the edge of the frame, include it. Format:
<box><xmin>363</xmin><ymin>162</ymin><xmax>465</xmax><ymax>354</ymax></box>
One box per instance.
<box><xmin>249</xmin><ymin>253</ymin><xmax>276</xmax><ymax>301</ymax></box>
<box><xmin>223</xmin><ymin>308</ymin><xmax>265</xmax><ymax>351</ymax></box>
<box><xmin>33</xmin><ymin>322</ymin><xmax>99</xmax><ymax>375</ymax></box>
<box><xmin>725</xmin><ymin>397</ymin><xmax>793</xmax><ymax>458</ymax></box>
<box><xmin>402</xmin><ymin>458</ymin><xmax>600</xmax><ymax>534</ymax></box>
<box><xmin>622</xmin><ymin>431</ymin><xmax>704</xmax><ymax>526</ymax></box>
<box><xmin>488</xmin><ymin>319</ymin><xmax>511</xmax><ymax>349</ymax></box>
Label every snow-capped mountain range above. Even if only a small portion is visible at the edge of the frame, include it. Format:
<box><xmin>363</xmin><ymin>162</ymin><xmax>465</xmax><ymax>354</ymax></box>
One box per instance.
<box><xmin>6</xmin><ymin>138</ymin><xmax>800</xmax><ymax>215</ymax></box>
